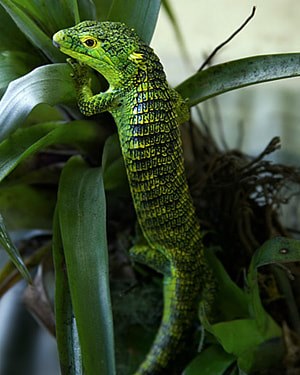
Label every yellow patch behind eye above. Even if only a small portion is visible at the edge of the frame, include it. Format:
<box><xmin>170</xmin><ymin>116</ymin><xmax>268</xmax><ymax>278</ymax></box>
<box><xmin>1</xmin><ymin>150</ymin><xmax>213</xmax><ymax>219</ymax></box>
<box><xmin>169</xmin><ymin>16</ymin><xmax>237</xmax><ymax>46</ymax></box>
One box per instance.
<box><xmin>129</xmin><ymin>52</ymin><xmax>144</xmax><ymax>62</ymax></box>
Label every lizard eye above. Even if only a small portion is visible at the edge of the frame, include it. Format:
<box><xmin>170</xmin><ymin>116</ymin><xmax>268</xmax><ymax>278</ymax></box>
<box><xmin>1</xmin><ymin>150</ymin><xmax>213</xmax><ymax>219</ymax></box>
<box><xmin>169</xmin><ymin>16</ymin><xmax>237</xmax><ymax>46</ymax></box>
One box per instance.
<box><xmin>81</xmin><ymin>37</ymin><xmax>98</xmax><ymax>48</ymax></box>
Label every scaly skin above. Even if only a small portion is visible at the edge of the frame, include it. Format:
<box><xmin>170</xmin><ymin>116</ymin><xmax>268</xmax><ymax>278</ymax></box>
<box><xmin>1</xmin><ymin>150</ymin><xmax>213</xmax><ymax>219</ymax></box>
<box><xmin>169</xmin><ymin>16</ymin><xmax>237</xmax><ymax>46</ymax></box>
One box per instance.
<box><xmin>53</xmin><ymin>21</ymin><xmax>214</xmax><ymax>374</ymax></box>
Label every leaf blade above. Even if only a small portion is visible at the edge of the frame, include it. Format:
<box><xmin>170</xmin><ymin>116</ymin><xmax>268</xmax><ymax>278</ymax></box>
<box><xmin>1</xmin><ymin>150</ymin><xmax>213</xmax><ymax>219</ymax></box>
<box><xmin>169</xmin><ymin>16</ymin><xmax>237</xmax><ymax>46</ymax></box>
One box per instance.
<box><xmin>0</xmin><ymin>120</ymin><xmax>100</xmax><ymax>182</ymax></box>
<box><xmin>184</xmin><ymin>345</ymin><xmax>235</xmax><ymax>375</ymax></box>
<box><xmin>107</xmin><ymin>0</ymin><xmax>161</xmax><ymax>44</ymax></box>
<box><xmin>176</xmin><ymin>54</ymin><xmax>300</xmax><ymax>107</ymax></box>
<box><xmin>53</xmin><ymin>208</ymin><xmax>83</xmax><ymax>375</ymax></box>
<box><xmin>0</xmin><ymin>63</ymin><xmax>76</xmax><ymax>141</ymax></box>
<box><xmin>58</xmin><ymin>156</ymin><xmax>116</xmax><ymax>375</ymax></box>
<box><xmin>0</xmin><ymin>0</ymin><xmax>63</xmax><ymax>62</ymax></box>
<box><xmin>0</xmin><ymin>213</ymin><xmax>31</xmax><ymax>282</ymax></box>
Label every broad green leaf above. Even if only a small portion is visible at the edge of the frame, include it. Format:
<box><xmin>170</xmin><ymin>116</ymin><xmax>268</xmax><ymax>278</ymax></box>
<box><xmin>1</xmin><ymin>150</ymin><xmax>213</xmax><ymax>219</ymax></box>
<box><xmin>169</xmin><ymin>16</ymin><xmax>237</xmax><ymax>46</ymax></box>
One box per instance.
<box><xmin>0</xmin><ymin>5</ymin><xmax>34</xmax><ymax>52</ymax></box>
<box><xmin>176</xmin><ymin>54</ymin><xmax>300</xmax><ymax>107</ymax></box>
<box><xmin>205</xmin><ymin>249</ymin><xmax>249</xmax><ymax>320</ymax></box>
<box><xmin>7</xmin><ymin>0</ymin><xmax>95</xmax><ymax>29</ymax></box>
<box><xmin>0</xmin><ymin>63</ymin><xmax>76</xmax><ymax>141</ymax></box>
<box><xmin>184</xmin><ymin>345</ymin><xmax>235</xmax><ymax>375</ymax></box>
<box><xmin>203</xmin><ymin>237</ymin><xmax>300</xmax><ymax>373</ymax></box>
<box><xmin>107</xmin><ymin>0</ymin><xmax>161</xmax><ymax>44</ymax></box>
<box><xmin>203</xmin><ymin>322</ymin><xmax>282</xmax><ymax>373</ymax></box>
<box><xmin>66</xmin><ymin>0</ymin><xmax>80</xmax><ymax>24</ymax></box>
<box><xmin>249</xmin><ymin>237</ymin><xmax>300</xmax><ymax>268</ymax></box>
<box><xmin>0</xmin><ymin>51</ymin><xmax>42</xmax><ymax>97</ymax></box>
<box><xmin>210</xmin><ymin>319</ymin><xmax>279</xmax><ymax>371</ymax></box>
<box><xmin>0</xmin><ymin>120</ymin><xmax>100</xmax><ymax>182</ymax></box>
<box><xmin>247</xmin><ymin>237</ymin><xmax>300</xmax><ymax>332</ymax></box>
<box><xmin>77</xmin><ymin>0</ymin><xmax>96</xmax><ymax>21</ymax></box>
<box><xmin>52</xmin><ymin>208</ymin><xmax>83</xmax><ymax>375</ymax></box>
<box><xmin>0</xmin><ymin>0</ymin><xmax>64</xmax><ymax>62</ymax></box>
<box><xmin>58</xmin><ymin>156</ymin><xmax>115</xmax><ymax>375</ymax></box>
<box><xmin>96</xmin><ymin>0</ymin><xmax>113</xmax><ymax>20</ymax></box>
<box><xmin>0</xmin><ymin>213</ymin><xmax>31</xmax><ymax>282</ymax></box>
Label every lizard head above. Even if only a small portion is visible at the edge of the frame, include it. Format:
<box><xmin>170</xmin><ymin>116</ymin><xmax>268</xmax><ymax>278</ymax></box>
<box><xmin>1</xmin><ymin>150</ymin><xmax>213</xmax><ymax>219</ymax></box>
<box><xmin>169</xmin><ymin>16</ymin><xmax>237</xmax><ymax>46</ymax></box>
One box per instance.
<box><xmin>53</xmin><ymin>21</ymin><xmax>149</xmax><ymax>87</ymax></box>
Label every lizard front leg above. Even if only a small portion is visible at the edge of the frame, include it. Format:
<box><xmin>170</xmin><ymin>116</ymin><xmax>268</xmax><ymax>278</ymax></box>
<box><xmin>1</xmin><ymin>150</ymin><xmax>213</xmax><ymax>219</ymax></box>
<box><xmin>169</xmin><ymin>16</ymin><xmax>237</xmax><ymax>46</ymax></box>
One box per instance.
<box><xmin>68</xmin><ymin>58</ymin><xmax>121</xmax><ymax>116</ymax></box>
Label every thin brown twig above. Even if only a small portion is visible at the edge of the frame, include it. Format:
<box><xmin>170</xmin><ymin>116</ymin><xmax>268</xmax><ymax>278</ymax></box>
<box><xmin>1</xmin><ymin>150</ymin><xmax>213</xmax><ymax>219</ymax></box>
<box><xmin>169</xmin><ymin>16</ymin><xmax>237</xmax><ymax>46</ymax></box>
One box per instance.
<box><xmin>198</xmin><ymin>6</ymin><xmax>256</xmax><ymax>71</ymax></box>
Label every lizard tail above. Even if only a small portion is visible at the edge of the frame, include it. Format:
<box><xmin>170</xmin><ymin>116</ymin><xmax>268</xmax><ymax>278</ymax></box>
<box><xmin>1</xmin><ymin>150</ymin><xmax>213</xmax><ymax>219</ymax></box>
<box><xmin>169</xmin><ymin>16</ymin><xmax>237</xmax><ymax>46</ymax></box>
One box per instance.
<box><xmin>134</xmin><ymin>264</ymin><xmax>207</xmax><ymax>375</ymax></box>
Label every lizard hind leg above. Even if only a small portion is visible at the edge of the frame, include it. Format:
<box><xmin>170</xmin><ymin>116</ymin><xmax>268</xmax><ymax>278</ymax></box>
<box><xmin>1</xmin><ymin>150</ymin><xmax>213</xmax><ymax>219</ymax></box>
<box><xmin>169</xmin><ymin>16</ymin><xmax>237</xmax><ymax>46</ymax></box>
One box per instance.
<box><xmin>129</xmin><ymin>243</ymin><xmax>170</xmax><ymax>276</ymax></box>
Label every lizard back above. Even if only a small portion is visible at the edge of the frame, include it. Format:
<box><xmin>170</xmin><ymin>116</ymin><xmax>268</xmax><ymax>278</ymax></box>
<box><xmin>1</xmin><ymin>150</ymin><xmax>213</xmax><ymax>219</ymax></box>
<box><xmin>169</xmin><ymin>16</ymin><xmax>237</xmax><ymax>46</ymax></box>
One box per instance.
<box><xmin>114</xmin><ymin>45</ymin><xmax>202</xmax><ymax>263</ymax></box>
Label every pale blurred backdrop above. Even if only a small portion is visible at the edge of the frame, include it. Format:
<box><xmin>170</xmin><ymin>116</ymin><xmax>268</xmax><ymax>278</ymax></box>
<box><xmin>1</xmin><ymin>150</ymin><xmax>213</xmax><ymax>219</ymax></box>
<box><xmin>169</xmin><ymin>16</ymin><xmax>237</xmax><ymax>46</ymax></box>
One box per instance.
<box><xmin>152</xmin><ymin>0</ymin><xmax>300</xmax><ymax>161</ymax></box>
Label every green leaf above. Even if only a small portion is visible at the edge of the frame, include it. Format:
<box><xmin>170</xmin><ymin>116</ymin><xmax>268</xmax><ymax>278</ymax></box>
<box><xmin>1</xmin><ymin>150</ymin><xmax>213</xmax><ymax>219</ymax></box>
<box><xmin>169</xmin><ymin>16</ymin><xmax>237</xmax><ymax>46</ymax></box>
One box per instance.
<box><xmin>6</xmin><ymin>0</ymin><xmax>96</xmax><ymax>31</ymax></box>
<box><xmin>77</xmin><ymin>0</ymin><xmax>96</xmax><ymax>21</ymax></box>
<box><xmin>0</xmin><ymin>5</ymin><xmax>34</xmax><ymax>52</ymax></box>
<box><xmin>95</xmin><ymin>0</ymin><xmax>113</xmax><ymax>20</ymax></box>
<box><xmin>0</xmin><ymin>51</ymin><xmax>42</xmax><ymax>97</ymax></box>
<box><xmin>0</xmin><ymin>0</ymin><xmax>64</xmax><ymax>62</ymax></box>
<box><xmin>249</xmin><ymin>237</ymin><xmax>300</xmax><ymax>267</ymax></box>
<box><xmin>203</xmin><ymin>237</ymin><xmax>300</xmax><ymax>373</ymax></box>
<box><xmin>0</xmin><ymin>120</ymin><xmax>100</xmax><ymax>182</ymax></box>
<box><xmin>210</xmin><ymin>319</ymin><xmax>278</xmax><ymax>371</ymax></box>
<box><xmin>184</xmin><ymin>345</ymin><xmax>235</xmax><ymax>375</ymax></box>
<box><xmin>0</xmin><ymin>213</ymin><xmax>31</xmax><ymax>282</ymax></box>
<box><xmin>107</xmin><ymin>0</ymin><xmax>161</xmax><ymax>44</ymax></box>
<box><xmin>67</xmin><ymin>0</ymin><xmax>81</xmax><ymax>24</ymax></box>
<box><xmin>247</xmin><ymin>237</ymin><xmax>300</xmax><ymax>332</ymax></box>
<box><xmin>53</xmin><ymin>208</ymin><xmax>83</xmax><ymax>375</ymax></box>
<box><xmin>58</xmin><ymin>156</ymin><xmax>116</xmax><ymax>375</ymax></box>
<box><xmin>176</xmin><ymin>54</ymin><xmax>300</xmax><ymax>107</ymax></box>
<box><xmin>0</xmin><ymin>63</ymin><xmax>76</xmax><ymax>141</ymax></box>
<box><xmin>205</xmin><ymin>249</ymin><xmax>249</xmax><ymax>320</ymax></box>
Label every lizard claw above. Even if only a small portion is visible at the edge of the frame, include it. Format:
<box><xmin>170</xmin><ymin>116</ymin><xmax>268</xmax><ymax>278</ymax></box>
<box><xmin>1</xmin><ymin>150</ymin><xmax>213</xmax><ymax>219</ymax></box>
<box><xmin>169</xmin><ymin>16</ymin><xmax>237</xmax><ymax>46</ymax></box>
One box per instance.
<box><xmin>67</xmin><ymin>57</ymin><xmax>90</xmax><ymax>86</ymax></box>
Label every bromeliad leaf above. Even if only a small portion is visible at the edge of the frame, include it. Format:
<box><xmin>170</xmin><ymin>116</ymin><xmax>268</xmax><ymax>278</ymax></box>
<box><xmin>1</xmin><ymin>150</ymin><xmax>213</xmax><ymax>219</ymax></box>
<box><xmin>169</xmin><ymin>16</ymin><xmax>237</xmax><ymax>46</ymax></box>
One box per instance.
<box><xmin>0</xmin><ymin>51</ymin><xmax>42</xmax><ymax>97</ymax></box>
<box><xmin>95</xmin><ymin>0</ymin><xmax>113</xmax><ymax>20</ymax></box>
<box><xmin>176</xmin><ymin>54</ymin><xmax>300</xmax><ymax>107</ymax></box>
<box><xmin>0</xmin><ymin>120</ymin><xmax>100</xmax><ymax>182</ymax></box>
<box><xmin>107</xmin><ymin>0</ymin><xmax>161</xmax><ymax>44</ymax></box>
<box><xmin>204</xmin><ymin>249</ymin><xmax>249</xmax><ymax>321</ymax></box>
<box><xmin>77</xmin><ymin>0</ymin><xmax>96</xmax><ymax>21</ymax></box>
<box><xmin>0</xmin><ymin>63</ymin><xmax>76</xmax><ymax>141</ymax></box>
<box><xmin>202</xmin><ymin>237</ymin><xmax>300</xmax><ymax>373</ymax></box>
<box><xmin>183</xmin><ymin>345</ymin><xmax>235</xmax><ymax>375</ymax></box>
<box><xmin>0</xmin><ymin>0</ymin><xmax>63</xmax><ymax>62</ymax></box>
<box><xmin>58</xmin><ymin>156</ymin><xmax>115</xmax><ymax>375</ymax></box>
<box><xmin>0</xmin><ymin>213</ymin><xmax>32</xmax><ymax>282</ymax></box>
<box><xmin>52</xmin><ymin>208</ymin><xmax>83</xmax><ymax>375</ymax></box>
<box><xmin>0</xmin><ymin>4</ymin><xmax>34</xmax><ymax>53</ymax></box>
<box><xmin>247</xmin><ymin>237</ymin><xmax>300</xmax><ymax>333</ymax></box>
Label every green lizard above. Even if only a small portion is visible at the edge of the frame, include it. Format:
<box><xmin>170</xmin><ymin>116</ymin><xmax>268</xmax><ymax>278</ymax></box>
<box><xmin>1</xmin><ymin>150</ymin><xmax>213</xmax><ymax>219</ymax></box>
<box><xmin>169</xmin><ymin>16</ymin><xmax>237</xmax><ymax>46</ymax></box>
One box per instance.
<box><xmin>53</xmin><ymin>21</ymin><xmax>215</xmax><ymax>374</ymax></box>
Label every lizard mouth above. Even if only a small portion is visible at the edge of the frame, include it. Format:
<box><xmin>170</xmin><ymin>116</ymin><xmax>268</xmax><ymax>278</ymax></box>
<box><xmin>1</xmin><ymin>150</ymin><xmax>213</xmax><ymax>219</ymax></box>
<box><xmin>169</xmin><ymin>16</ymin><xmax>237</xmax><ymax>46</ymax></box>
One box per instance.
<box><xmin>52</xmin><ymin>40</ymin><xmax>60</xmax><ymax>48</ymax></box>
